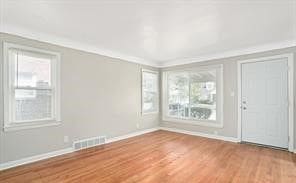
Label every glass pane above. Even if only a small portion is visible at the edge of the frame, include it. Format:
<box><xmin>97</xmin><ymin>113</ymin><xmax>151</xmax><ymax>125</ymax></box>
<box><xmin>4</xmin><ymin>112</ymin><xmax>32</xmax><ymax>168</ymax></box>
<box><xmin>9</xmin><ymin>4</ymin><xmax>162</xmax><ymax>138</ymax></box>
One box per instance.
<box><xmin>168</xmin><ymin>72</ymin><xmax>189</xmax><ymax>118</ymax></box>
<box><xmin>143</xmin><ymin>71</ymin><xmax>157</xmax><ymax>92</ymax></box>
<box><xmin>143</xmin><ymin>91</ymin><xmax>157</xmax><ymax>113</ymax></box>
<box><xmin>14</xmin><ymin>89</ymin><xmax>53</xmax><ymax>122</ymax></box>
<box><xmin>142</xmin><ymin>71</ymin><xmax>158</xmax><ymax>113</ymax></box>
<box><xmin>190</xmin><ymin>70</ymin><xmax>216</xmax><ymax>120</ymax></box>
<box><xmin>14</xmin><ymin>50</ymin><xmax>52</xmax><ymax>87</ymax></box>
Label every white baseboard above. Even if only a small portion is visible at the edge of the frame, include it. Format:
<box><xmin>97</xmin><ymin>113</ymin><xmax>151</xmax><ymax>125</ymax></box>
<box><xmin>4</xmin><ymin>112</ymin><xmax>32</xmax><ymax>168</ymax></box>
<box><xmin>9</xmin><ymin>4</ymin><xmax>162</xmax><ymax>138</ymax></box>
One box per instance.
<box><xmin>0</xmin><ymin>127</ymin><xmax>239</xmax><ymax>171</ymax></box>
<box><xmin>0</xmin><ymin>126</ymin><xmax>290</xmax><ymax>171</ymax></box>
<box><xmin>159</xmin><ymin>127</ymin><xmax>239</xmax><ymax>143</ymax></box>
<box><xmin>106</xmin><ymin>127</ymin><xmax>159</xmax><ymax>144</ymax></box>
<box><xmin>0</xmin><ymin>148</ymin><xmax>73</xmax><ymax>171</ymax></box>
<box><xmin>0</xmin><ymin>127</ymin><xmax>159</xmax><ymax>171</ymax></box>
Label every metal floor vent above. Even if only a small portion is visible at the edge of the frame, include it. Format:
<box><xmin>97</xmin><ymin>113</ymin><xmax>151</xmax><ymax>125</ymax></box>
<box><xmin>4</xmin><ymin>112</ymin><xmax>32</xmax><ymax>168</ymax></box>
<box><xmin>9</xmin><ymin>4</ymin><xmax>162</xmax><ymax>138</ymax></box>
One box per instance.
<box><xmin>73</xmin><ymin>136</ymin><xmax>106</xmax><ymax>151</ymax></box>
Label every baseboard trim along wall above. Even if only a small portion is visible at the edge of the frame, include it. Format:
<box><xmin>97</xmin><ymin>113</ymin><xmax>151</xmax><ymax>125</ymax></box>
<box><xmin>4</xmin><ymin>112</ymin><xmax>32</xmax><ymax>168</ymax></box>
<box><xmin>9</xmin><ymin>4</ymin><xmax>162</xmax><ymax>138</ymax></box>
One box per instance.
<box><xmin>0</xmin><ymin>127</ymin><xmax>159</xmax><ymax>171</ymax></box>
<box><xmin>0</xmin><ymin>148</ymin><xmax>74</xmax><ymax>171</ymax></box>
<box><xmin>106</xmin><ymin>128</ymin><xmax>159</xmax><ymax>144</ymax></box>
<box><xmin>159</xmin><ymin>127</ymin><xmax>240</xmax><ymax>143</ymax></box>
<box><xmin>4</xmin><ymin>126</ymin><xmax>286</xmax><ymax>170</ymax></box>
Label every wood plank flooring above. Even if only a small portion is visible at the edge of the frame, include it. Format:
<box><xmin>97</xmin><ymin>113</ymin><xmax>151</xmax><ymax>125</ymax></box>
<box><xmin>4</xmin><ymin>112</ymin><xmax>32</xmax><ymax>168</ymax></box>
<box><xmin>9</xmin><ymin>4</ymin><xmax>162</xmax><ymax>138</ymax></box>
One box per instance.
<box><xmin>0</xmin><ymin>130</ymin><xmax>295</xmax><ymax>183</ymax></box>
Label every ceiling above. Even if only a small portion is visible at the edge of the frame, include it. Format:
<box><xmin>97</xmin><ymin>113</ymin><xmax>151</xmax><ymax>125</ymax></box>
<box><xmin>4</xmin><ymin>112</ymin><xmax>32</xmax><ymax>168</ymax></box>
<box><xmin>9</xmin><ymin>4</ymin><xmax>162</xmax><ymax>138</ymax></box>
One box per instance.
<box><xmin>1</xmin><ymin>0</ymin><xmax>296</xmax><ymax>67</ymax></box>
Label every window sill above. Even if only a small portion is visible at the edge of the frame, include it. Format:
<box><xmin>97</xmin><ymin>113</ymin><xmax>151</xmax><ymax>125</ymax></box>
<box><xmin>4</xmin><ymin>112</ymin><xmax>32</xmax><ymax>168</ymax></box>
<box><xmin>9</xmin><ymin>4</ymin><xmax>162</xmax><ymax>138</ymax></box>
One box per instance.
<box><xmin>162</xmin><ymin>116</ymin><xmax>223</xmax><ymax>128</ymax></box>
<box><xmin>3</xmin><ymin>120</ymin><xmax>61</xmax><ymax>132</ymax></box>
<box><xmin>142</xmin><ymin>111</ymin><xmax>159</xmax><ymax>115</ymax></box>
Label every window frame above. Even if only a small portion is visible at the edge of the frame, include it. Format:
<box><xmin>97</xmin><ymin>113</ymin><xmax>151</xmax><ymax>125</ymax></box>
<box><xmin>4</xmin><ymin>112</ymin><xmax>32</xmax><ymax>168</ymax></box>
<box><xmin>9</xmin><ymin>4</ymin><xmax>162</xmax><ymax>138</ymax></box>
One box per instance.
<box><xmin>141</xmin><ymin>69</ymin><xmax>159</xmax><ymax>115</ymax></box>
<box><xmin>162</xmin><ymin>64</ymin><xmax>223</xmax><ymax>128</ymax></box>
<box><xmin>3</xmin><ymin>42</ymin><xmax>61</xmax><ymax>131</ymax></box>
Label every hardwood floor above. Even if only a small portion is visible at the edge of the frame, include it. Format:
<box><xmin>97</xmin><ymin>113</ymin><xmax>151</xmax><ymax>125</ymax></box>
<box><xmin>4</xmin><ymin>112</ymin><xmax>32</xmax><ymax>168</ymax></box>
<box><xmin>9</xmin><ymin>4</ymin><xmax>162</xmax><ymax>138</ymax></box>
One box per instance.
<box><xmin>0</xmin><ymin>130</ymin><xmax>295</xmax><ymax>183</ymax></box>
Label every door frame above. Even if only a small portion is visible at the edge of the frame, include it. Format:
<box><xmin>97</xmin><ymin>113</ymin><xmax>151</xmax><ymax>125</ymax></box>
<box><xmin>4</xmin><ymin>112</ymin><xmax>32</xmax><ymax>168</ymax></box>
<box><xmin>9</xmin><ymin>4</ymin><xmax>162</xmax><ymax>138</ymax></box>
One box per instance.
<box><xmin>237</xmin><ymin>53</ymin><xmax>294</xmax><ymax>152</ymax></box>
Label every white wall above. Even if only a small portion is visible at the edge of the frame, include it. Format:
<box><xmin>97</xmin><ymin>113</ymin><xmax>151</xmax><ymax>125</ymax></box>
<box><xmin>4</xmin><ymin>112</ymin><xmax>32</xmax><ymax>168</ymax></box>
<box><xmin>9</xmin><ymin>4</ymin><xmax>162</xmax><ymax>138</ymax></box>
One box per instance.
<box><xmin>0</xmin><ymin>32</ymin><xmax>295</xmax><ymax>164</ymax></box>
<box><xmin>0</xmin><ymin>33</ymin><xmax>159</xmax><ymax>163</ymax></box>
<box><xmin>160</xmin><ymin>46</ymin><xmax>296</xmax><ymax>148</ymax></box>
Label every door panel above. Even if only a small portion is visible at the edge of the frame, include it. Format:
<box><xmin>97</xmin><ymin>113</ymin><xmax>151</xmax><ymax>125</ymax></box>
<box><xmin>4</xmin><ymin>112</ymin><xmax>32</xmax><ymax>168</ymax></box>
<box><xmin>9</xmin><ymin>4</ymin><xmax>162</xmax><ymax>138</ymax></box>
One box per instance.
<box><xmin>241</xmin><ymin>58</ymin><xmax>288</xmax><ymax>148</ymax></box>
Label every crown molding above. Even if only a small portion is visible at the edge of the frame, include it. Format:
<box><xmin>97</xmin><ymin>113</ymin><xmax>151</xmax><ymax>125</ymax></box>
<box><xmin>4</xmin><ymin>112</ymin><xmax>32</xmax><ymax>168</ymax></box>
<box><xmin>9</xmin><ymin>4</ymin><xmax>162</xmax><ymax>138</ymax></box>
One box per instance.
<box><xmin>1</xmin><ymin>26</ymin><xmax>295</xmax><ymax>68</ymax></box>
<box><xmin>159</xmin><ymin>40</ymin><xmax>296</xmax><ymax>68</ymax></box>
<box><xmin>1</xmin><ymin>26</ymin><xmax>160</xmax><ymax>67</ymax></box>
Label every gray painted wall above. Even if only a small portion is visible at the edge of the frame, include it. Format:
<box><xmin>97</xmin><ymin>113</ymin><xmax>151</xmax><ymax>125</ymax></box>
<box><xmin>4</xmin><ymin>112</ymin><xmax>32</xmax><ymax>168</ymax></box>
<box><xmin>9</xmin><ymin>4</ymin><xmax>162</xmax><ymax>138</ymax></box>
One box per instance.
<box><xmin>0</xmin><ymin>33</ymin><xmax>159</xmax><ymax>163</ymax></box>
<box><xmin>0</xmin><ymin>32</ymin><xmax>295</xmax><ymax>164</ymax></box>
<box><xmin>160</xmin><ymin>46</ymin><xmax>296</xmax><ymax>148</ymax></box>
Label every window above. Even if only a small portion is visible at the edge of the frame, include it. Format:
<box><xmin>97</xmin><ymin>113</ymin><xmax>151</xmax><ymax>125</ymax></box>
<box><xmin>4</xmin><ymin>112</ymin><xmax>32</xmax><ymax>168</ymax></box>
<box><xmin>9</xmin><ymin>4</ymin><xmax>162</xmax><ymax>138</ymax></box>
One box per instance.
<box><xmin>3</xmin><ymin>43</ymin><xmax>61</xmax><ymax>131</ymax></box>
<box><xmin>142</xmin><ymin>69</ymin><xmax>159</xmax><ymax>114</ymax></box>
<box><xmin>162</xmin><ymin>65</ymin><xmax>223</xmax><ymax>127</ymax></box>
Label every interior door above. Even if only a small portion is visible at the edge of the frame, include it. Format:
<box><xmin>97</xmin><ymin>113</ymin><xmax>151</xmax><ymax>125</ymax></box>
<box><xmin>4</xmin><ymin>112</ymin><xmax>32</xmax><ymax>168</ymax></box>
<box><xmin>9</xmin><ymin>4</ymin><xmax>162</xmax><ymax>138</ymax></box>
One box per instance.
<box><xmin>241</xmin><ymin>58</ymin><xmax>289</xmax><ymax>148</ymax></box>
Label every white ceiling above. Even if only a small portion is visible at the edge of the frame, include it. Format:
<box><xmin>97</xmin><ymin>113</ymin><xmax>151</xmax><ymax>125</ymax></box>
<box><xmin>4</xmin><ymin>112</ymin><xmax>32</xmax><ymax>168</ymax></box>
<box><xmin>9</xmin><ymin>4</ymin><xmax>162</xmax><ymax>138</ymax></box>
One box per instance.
<box><xmin>1</xmin><ymin>0</ymin><xmax>296</xmax><ymax>67</ymax></box>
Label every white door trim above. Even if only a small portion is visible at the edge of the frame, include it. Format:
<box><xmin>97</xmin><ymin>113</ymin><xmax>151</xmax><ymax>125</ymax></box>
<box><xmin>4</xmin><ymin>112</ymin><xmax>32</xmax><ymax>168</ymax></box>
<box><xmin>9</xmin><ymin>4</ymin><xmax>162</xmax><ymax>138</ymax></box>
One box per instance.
<box><xmin>237</xmin><ymin>53</ymin><xmax>294</xmax><ymax>152</ymax></box>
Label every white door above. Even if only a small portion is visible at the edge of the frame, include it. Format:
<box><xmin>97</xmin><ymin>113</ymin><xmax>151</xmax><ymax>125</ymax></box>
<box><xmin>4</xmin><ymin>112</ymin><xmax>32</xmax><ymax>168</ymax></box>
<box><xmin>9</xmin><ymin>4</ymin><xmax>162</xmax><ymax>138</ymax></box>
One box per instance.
<box><xmin>241</xmin><ymin>58</ymin><xmax>289</xmax><ymax>148</ymax></box>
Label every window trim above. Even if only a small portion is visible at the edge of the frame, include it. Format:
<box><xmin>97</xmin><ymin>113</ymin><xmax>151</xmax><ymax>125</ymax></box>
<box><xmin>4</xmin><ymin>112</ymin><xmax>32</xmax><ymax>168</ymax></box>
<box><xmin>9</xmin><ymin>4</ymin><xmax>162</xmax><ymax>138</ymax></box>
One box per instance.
<box><xmin>141</xmin><ymin>69</ymin><xmax>159</xmax><ymax>115</ymax></box>
<box><xmin>3</xmin><ymin>42</ymin><xmax>61</xmax><ymax>132</ymax></box>
<box><xmin>162</xmin><ymin>64</ymin><xmax>223</xmax><ymax>128</ymax></box>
